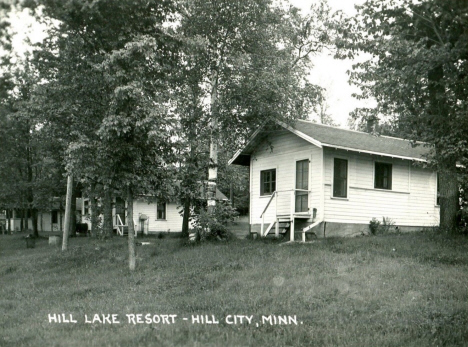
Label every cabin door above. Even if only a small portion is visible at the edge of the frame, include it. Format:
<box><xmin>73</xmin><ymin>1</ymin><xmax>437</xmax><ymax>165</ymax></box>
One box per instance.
<box><xmin>115</xmin><ymin>197</ymin><xmax>126</xmax><ymax>225</ymax></box>
<box><xmin>295</xmin><ymin>159</ymin><xmax>309</xmax><ymax>213</ymax></box>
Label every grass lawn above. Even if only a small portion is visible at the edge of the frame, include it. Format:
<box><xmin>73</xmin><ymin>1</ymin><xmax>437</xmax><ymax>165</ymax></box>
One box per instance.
<box><xmin>1</xmin><ymin>231</ymin><xmax>468</xmax><ymax>347</ymax></box>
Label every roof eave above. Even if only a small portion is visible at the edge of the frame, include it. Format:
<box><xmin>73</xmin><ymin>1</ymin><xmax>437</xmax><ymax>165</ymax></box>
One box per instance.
<box><xmin>228</xmin><ymin>118</ymin><xmax>323</xmax><ymax>166</ymax></box>
<box><xmin>322</xmin><ymin>143</ymin><xmax>428</xmax><ymax>162</ymax></box>
<box><xmin>276</xmin><ymin>120</ymin><xmax>323</xmax><ymax>149</ymax></box>
<box><xmin>228</xmin><ymin>125</ymin><xmax>266</xmax><ymax>166</ymax></box>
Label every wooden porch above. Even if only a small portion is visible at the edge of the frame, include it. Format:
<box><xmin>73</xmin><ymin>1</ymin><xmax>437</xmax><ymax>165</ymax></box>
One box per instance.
<box><xmin>259</xmin><ymin>189</ymin><xmax>320</xmax><ymax>242</ymax></box>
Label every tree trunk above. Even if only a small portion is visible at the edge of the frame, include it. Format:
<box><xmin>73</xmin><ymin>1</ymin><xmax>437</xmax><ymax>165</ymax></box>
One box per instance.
<box><xmin>70</xmin><ymin>185</ymin><xmax>77</xmax><ymax>236</ymax></box>
<box><xmin>230</xmin><ymin>182</ymin><xmax>233</xmax><ymax>206</ymax></box>
<box><xmin>21</xmin><ymin>207</ymin><xmax>24</xmax><ymax>231</ymax></box>
<box><xmin>207</xmin><ymin>71</ymin><xmax>219</xmax><ymax>215</ymax></box>
<box><xmin>428</xmin><ymin>65</ymin><xmax>459</xmax><ymax>232</ymax></box>
<box><xmin>7</xmin><ymin>209</ymin><xmax>11</xmax><ymax>233</ymax></box>
<box><xmin>90</xmin><ymin>197</ymin><xmax>98</xmax><ymax>238</ymax></box>
<box><xmin>127</xmin><ymin>186</ymin><xmax>136</xmax><ymax>271</ymax></box>
<box><xmin>102</xmin><ymin>189</ymin><xmax>113</xmax><ymax>238</ymax></box>
<box><xmin>31</xmin><ymin>208</ymin><xmax>38</xmax><ymax>237</ymax></box>
<box><xmin>58</xmin><ymin>201</ymin><xmax>62</xmax><ymax>232</ymax></box>
<box><xmin>439</xmin><ymin>167</ymin><xmax>459</xmax><ymax>232</ymax></box>
<box><xmin>24</xmin><ymin>208</ymin><xmax>29</xmax><ymax>230</ymax></box>
<box><xmin>62</xmin><ymin>174</ymin><xmax>73</xmax><ymax>251</ymax></box>
<box><xmin>182</xmin><ymin>196</ymin><xmax>191</xmax><ymax>237</ymax></box>
<box><xmin>89</xmin><ymin>183</ymin><xmax>98</xmax><ymax>237</ymax></box>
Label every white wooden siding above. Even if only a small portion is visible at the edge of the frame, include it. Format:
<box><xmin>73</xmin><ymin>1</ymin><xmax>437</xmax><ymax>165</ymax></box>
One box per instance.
<box><xmin>323</xmin><ymin>148</ymin><xmax>439</xmax><ymax>226</ymax></box>
<box><xmin>250</xmin><ymin>131</ymin><xmax>322</xmax><ymax>225</ymax></box>
<box><xmin>10</xmin><ymin>211</ymin><xmax>60</xmax><ymax>232</ymax></box>
<box><xmin>133</xmin><ymin>200</ymin><xmax>183</xmax><ymax>233</ymax></box>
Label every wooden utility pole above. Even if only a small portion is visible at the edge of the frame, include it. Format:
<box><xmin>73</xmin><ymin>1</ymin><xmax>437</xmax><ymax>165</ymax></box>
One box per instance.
<box><xmin>127</xmin><ymin>186</ymin><xmax>136</xmax><ymax>271</ymax></box>
<box><xmin>62</xmin><ymin>174</ymin><xmax>73</xmax><ymax>251</ymax></box>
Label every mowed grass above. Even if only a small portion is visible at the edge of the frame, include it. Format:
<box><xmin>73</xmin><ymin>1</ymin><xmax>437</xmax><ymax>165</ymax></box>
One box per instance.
<box><xmin>1</xmin><ymin>231</ymin><xmax>468</xmax><ymax>347</ymax></box>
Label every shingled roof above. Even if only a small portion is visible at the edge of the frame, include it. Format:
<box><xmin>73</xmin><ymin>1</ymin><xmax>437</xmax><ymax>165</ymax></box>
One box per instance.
<box><xmin>230</xmin><ymin>119</ymin><xmax>432</xmax><ymax>166</ymax></box>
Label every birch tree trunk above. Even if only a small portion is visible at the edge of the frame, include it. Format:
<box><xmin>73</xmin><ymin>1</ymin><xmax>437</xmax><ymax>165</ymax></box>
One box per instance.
<box><xmin>62</xmin><ymin>174</ymin><xmax>73</xmax><ymax>251</ymax></box>
<box><xmin>70</xmin><ymin>185</ymin><xmax>77</xmax><ymax>235</ymax></box>
<box><xmin>127</xmin><ymin>187</ymin><xmax>136</xmax><ymax>271</ymax></box>
<box><xmin>207</xmin><ymin>72</ymin><xmax>219</xmax><ymax>216</ymax></box>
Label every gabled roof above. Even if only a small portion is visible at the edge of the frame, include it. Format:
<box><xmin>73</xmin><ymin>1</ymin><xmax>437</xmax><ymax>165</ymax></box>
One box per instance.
<box><xmin>229</xmin><ymin>119</ymin><xmax>431</xmax><ymax>166</ymax></box>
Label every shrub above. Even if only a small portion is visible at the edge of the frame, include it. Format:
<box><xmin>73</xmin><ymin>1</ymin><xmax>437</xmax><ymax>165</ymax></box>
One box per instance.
<box><xmin>369</xmin><ymin>218</ymin><xmax>381</xmax><ymax>235</ymax></box>
<box><xmin>381</xmin><ymin>216</ymin><xmax>396</xmax><ymax>233</ymax></box>
<box><xmin>369</xmin><ymin>216</ymin><xmax>396</xmax><ymax>235</ymax></box>
<box><xmin>191</xmin><ymin>202</ymin><xmax>239</xmax><ymax>241</ymax></box>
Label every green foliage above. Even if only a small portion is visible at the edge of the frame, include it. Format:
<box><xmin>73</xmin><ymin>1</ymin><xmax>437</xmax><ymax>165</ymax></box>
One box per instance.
<box><xmin>343</xmin><ymin>0</ymin><xmax>468</xmax><ymax>230</ymax></box>
<box><xmin>369</xmin><ymin>218</ymin><xmax>381</xmax><ymax>235</ymax></box>
<box><xmin>381</xmin><ymin>216</ymin><xmax>396</xmax><ymax>234</ymax></box>
<box><xmin>191</xmin><ymin>202</ymin><xmax>239</xmax><ymax>240</ymax></box>
<box><xmin>345</xmin><ymin>0</ymin><xmax>468</xmax><ymax>164</ymax></box>
<box><xmin>369</xmin><ymin>216</ymin><xmax>396</xmax><ymax>235</ymax></box>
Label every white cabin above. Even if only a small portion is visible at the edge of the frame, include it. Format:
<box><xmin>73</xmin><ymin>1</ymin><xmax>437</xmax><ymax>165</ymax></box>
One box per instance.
<box><xmin>81</xmin><ymin>189</ymin><xmax>229</xmax><ymax>236</ymax></box>
<box><xmin>230</xmin><ymin>119</ymin><xmax>439</xmax><ymax>239</ymax></box>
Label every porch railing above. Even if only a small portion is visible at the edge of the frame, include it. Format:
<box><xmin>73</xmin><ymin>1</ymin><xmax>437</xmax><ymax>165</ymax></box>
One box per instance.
<box><xmin>115</xmin><ymin>214</ymin><xmax>137</xmax><ymax>237</ymax></box>
<box><xmin>259</xmin><ymin>189</ymin><xmax>311</xmax><ymax>239</ymax></box>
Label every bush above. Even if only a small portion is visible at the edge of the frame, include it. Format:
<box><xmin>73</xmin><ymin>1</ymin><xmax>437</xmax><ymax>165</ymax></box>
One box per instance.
<box><xmin>381</xmin><ymin>216</ymin><xmax>396</xmax><ymax>233</ymax></box>
<box><xmin>191</xmin><ymin>203</ymin><xmax>239</xmax><ymax>240</ymax></box>
<box><xmin>369</xmin><ymin>218</ymin><xmax>381</xmax><ymax>235</ymax></box>
<box><xmin>369</xmin><ymin>216</ymin><xmax>395</xmax><ymax>235</ymax></box>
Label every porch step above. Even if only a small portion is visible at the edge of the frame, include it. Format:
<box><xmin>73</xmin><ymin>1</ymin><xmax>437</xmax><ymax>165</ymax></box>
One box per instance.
<box><xmin>265</xmin><ymin>222</ymin><xmax>290</xmax><ymax>235</ymax></box>
<box><xmin>115</xmin><ymin>226</ymin><xmax>129</xmax><ymax>236</ymax></box>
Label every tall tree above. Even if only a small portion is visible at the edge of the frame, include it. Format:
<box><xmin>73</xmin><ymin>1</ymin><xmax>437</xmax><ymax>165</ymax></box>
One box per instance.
<box><xmin>344</xmin><ymin>0</ymin><xmax>468</xmax><ymax>231</ymax></box>
<box><xmin>35</xmin><ymin>0</ymin><xmax>179</xmax><ymax>267</ymax></box>
<box><xmin>176</xmin><ymin>0</ymin><xmax>336</xmax><ymax>238</ymax></box>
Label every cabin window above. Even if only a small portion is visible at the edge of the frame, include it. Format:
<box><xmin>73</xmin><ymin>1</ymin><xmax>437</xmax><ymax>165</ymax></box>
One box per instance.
<box><xmin>84</xmin><ymin>200</ymin><xmax>89</xmax><ymax>215</ymax></box>
<box><xmin>52</xmin><ymin>210</ymin><xmax>58</xmax><ymax>224</ymax></box>
<box><xmin>375</xmin><ymin>162</ymin><xmax>392</xmax><ymax>190</ymax></box>
<box><xmin>333</xmin><ymin>158</ymin><xmax>348</xmax><ymax>198</ymax></box>
<box><xmin>260</xmin><ymin>169</ymin><xmax>276</xmax><ymax>196</ymax></box>
<box><xmin>157</xmin><ymin>202</ymin><xmax>166</xmax><ymax>220</ymax></box>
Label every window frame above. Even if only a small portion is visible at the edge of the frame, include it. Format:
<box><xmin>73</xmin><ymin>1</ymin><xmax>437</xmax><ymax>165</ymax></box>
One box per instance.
<box><xmin>374</xmin><ymin>161</ymin><xmax>393</xmax><ymax>190</ymax></box>
<box><xmin>156</xmin><ymin>202</ymin><xmax>166</xmax><ymax>220</ymax></box>
<box><xmin>332</xmin><ymin>157</ymin><xmax>348</xmax><ymax>199</ymax></box>
<box><xmin>260</xmin><ymin>168</ymin><xmax>276</xmax><ymax>196</ymax></box>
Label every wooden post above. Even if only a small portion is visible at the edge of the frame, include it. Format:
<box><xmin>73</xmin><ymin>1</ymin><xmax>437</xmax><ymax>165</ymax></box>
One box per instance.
<box><xmin>62</xmin><ymin>174</ymin><xmax>73</xmax><ymax>251</ymax></box>
<box><xmin>275</xmin><ymin>218</ymin><xmax>279</xmax><ymax>238</ymax></box>
<box><xmin>290</xmin><ymin>190</ymin><xmax>295</xmax><ymax>242</ymax></box>
<box><xmin>261</xmin><ymin>214</ymin><xmax>264</xmax><ymax>237</ymax></box>
<box><xmin>290</xmin><ymin>218</ymin><xmax>295</xmax><ymax>242</ymax></box>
